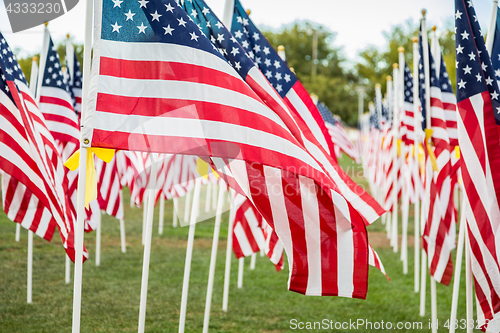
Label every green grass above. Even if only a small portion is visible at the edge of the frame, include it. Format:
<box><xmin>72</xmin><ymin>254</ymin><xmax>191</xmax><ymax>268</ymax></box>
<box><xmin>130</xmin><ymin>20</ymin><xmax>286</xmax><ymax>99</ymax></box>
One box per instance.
<box><xmin>0</xmin><ymin>155</ymin><xmax>477</xmax><ymax>332</ymax></box>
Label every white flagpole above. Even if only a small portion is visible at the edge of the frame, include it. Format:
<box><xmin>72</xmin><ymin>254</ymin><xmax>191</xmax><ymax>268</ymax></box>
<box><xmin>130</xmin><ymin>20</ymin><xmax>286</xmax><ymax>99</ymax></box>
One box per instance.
<box><xmin>142</xmin><ymin>192</ymin><xmax>148</xmax><ymax>246</ymax></box>
<box><xmin>119</xmin><ymin>219</ymin><xmax>126</xmax><ymax>253</ymax></box>
<box><xmin>65</xmin><ymin>255</ymin><xmax>71</xmax><ymax>283</ymax></box>
<box><xmin>391</xmin><ymin>65</ymin><xmax>399</xmax><ymax>254</ymax></box>
<box><xmin>250</xmin><ymin>253</ymin><xmax>256</xmax><ymax>270</ymax></box>
<box><xmin>95</xmin><ymin>211</ymin><xmax>101</xmax><ymax>266</ymax></box>
<box><xmin>430</xmin><ymin>276</ymin><xmax>437</xmax><ymax>333</ymax></box>
<box><xmin>202</xmin><ymin>183</ymin><xmax>226</xmax><ymax>333</ymax></box>
<box><xmin>184</xmin><ymin>190</ymin><xmax>192</xmax><ymax>224</ymax></box>
<box><xmin>178</xmin><ymin>177</ymin><xmax>202</xmax><ymax>333</ymax></box>
<box><xmin>486</xmin><ymin>0</ymin><xmax>499</xmax><ymax>55</ymax></box>
<box><xmin>237</xmin><ymin>257</ymin><xmax>244</xmax><ymax>289</ymax></box>
<box><xmin>173</xmin><ymin>197</ymin><xmax>179</xmax><ymax>227</ymax></box>
<box><xmin>205</xmin><ymin>182</ymin><xmax>211</xmax><ymax>212</ymax></box>
<box><xmin>222</xmin><ymin>0</ymin><xmax>235</xmax><ymax>30</ymax></box>
<box><xmin>66</xmin><ymin>34</ymin><xmax>74</xmax><ymax>86</ymax></box>
<box><xmin>35</xmin><ymin>23</ymin><xmax>50</xmax><ymax>105</ymax></box>
<box><xmin>430</xmin><ymin>26</ymin><xmax>441</xmax><ymax>78</ymax></box>
<box><xmin>137</xmin><ymin>153</ymin><xmax>158</xmax><ymax>333</ymax></box>
<box><xmin>212</xmin><ymin>181</ymin><xmax>217</xmax><ymax>210</ymax></box>
<box><xmin>27</xmin><ymin>54</ymin><xmax>40</xmax><ymax>302</ymax></box>
<box><xmin>413</xmin><ymin>36</ymin><xmax>421</xmax><ymax>293</ymax></box>
<box><xmin>159</xmin><ymin>194</ymin><xmax>165</xmax><ymax>235</ymax></box>
<box><xmin>449</xmin><ymin>192</ymin><xmax>466</xmax><ymax>333</ymax></box>
<box><xmin>222</xmin><ymin>189</ymin><xmax>236</xmax><ymax>312</ymax></box>
<box><xmin>15</xmin><ymin>223</ymin><xmax>21</xmax><ymax>241</ymax></box>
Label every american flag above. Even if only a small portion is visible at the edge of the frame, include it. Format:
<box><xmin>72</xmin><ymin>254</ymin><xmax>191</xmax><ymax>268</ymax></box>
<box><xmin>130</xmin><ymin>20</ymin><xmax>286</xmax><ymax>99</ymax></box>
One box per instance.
<box><xmin>0</xmin><ymin>32</ymin><xmax>86</xmax><ymax>262</ymax></box>
<box><xmin>225</xmin><ymin>0</ymin><xmax>385</xmax><ymax>225</ymax></box>
<box><xmin>231</xmin><ymin>193</ymin><xmax>266</xmax><ymax>258</ymax></box>
<box><xmin>419</xmin><ymin>25</ymin><xmax>455</xmax><ymax>286</ymax></box>
<box><xmin>261</xmin><ymin>219</ymin><xmax>285</xmax><ymax>271</ymax></box>
<box><xmin>96</xmin><ymin>153</ymin><xmax>124</xmax><ymax>220</ymax></box>
<box><xmin>86</xmin><ymin>0</ymin><xmax>373</xmax><ymax>297</ymax></box>
<box><xmin>401</xmin><ymin>64</ymin><xmax>416</xmax><ymax>145</ymax></box>
<box><xmin>316</xmin><ymin>101</ymin><xmax>360</xmax><ymax>163</ymax></box>
<box><xmin>455</xmin><ymin>0</ymin><xmax>500</xmax><ymax>329</ymax></box>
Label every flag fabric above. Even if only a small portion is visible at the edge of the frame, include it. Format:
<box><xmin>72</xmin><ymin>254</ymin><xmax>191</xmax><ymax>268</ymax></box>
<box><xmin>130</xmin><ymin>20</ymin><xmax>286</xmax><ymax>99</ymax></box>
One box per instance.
<box><xmin>65</xmin><ymin>42</ymin><xmax>83</xmax><ymax>116</ymax></box>
<box><xmin>96</xmin><ymin>153</ymin><xmax>124</xmax><ymax>220</ymax></box>
<box><xmin>86</xmin><ymin>0</ymin><xmax>371</xmax><ymax>297</ymax></box>
<box><xmin>419</xmin><ymin>27</ymin><xmax>455</xmax><ymax>286</ymax></box>
<box><xmin>261</xmin><ymin>219</ymin><xmax>285</xmax><ymax>271</ymax></box>
<box><xmin>0</xmin><ymin>33</ymin><xmax>86</xmax><ymax>262</ymax></box>
<box><xmin>455</xmin><ymin>0</ymin><xmax>500</xmax><ymax>329</ymax></box>
<box><xmin>316</xmin><ymin>101</ymin><xmax>359</xmax><ymax>163</ymax></box>
<box><xmin>401</xmin><ymin>64</ymin><xmax>417</xmax><ymax>145</ymax></box>
<box><xmin>231</xmin><ymin>193</ymin><xmax>266</xmax><ymax>258</ymax></box>
<box><xmin>223</xmin><ymin>0</ymin><xmax>385</xmax><ymax>225</ymax></box>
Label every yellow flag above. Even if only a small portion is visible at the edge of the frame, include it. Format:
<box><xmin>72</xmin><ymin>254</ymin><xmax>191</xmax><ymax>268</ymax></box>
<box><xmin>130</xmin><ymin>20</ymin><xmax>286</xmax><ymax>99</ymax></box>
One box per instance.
<box><xmin>196</xmin><ymin>157</ymin><xmax>219</xmax><ymax>180</ymax></box>
<box><xmin>424</xmin><ymin>129</ymin><xmax>438</xmax><ymax>171</ymax></box>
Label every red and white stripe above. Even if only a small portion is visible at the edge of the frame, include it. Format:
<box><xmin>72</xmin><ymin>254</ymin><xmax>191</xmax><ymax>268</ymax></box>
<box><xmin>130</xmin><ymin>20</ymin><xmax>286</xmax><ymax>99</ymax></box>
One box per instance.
<box><xmin>232</xmin><ymin>194</ymin><xmax>266</xmax><ymax>258</ymax></box>
<box><xmin>261</xmin><ymin>219</ymin><xmax>285</xmax><ymax>271</ymax></box>
<box><xmin>96</xmin><ymin>153</ymin><xmax>124</xmax><ymax>220</ymax></box>
<box><xmin>325</xmin><ymin>122</ymin><xmax>359</xmax><ymax>163</ymax></box>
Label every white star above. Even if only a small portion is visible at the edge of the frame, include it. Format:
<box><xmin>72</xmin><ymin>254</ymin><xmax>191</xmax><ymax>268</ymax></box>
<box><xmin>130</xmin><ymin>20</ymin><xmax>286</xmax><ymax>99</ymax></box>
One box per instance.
<box><xmin>178</xmin><ymin>17</ymin><xmax>187</xmax><ymax>27</ymax></box>
<box><xmin>215</xmin><ymin>21</ymin><xmax>223</xmax><ymax>30</ymax></box>
<box><xmin>456</xmin><ymin>61</ymin><xmax>459</xmax><ymax>69</ymax></box>
<box><xmin>284</xmin><ymin>74</ymin><xmax>291</xmax><ymax>82</ymax></box>
<box><xmin>476</xmin><ymin>73</ymin><xmax>482</xmax><ymax>82</ymax></box>
<box><xmin>190</xmin><ymin>31</ymin><xmax>199</xmax><ymax>41</ymax></box>
<box><xmin>252</xmin><ymin>32</ymin><xmax>260</xmax><ymax>41</ymax></box>
<box><xmin>463</xmin><ymin>65</ymin><xmax>472</xmax><ymax>74</ymax></box>
<box><xmin>467</xmin><ymin>0</ymin><xmax>473</xmax><ymax>7</ymax></box>
<box><xmin>202</xmin><ymin>7</ymin><xmax>210</xmax><ymax>15</ymax></box>
<box><xmin>45</xmin><ymin>78</ymin><xmax>51</xmax><ymax>84</ymax></box>
<box><xmin>455</xmin><ymin>10</ymin><xmax>462</xmax><ymax>20</ymax></box>
<box><xmin>255</xmin><ymin>57</ymin><xmax>261</xmax><ymax>64</ymax></box>
<box><xmin>482</xmin><ymin>62</ymin><xmax>488</xmax><ymax>71</ymax></box>
<box><xmin>495</xmin><ymin>69</ymin><xmax>500</xmax><ymax>78</ymax></box>
<box><xmin>163</xmin><ymin>25</ymin><xmax>174</xmax><ymax>35</ymax></box>
<box><xmin>274</xmin><ymin>60</ymin><xmax>281</xmax><ymax>69</ymax></box>
<box><xmin>150</xmin><ymin>11</ymin><xmax>161</xmax><ymax>21</ymax></box>
<box><xmin>492</xmin><ymin>91</ymin><xmax>499</xmax><ymax>100</ymax></box>
<box><xmin>237</xmin><ymin>16</ymin><xmax>243</xmax><ymax>23</ymax></box>
<box><xmin>137</xmin><ymin>22</ymin><xmax>147</xmax><ymax>34</ymax></box>
<box><xmin>49</xmin><ymin>55</ymin><xmax>55</xmax><ymax>62</ymax></box>
<box><xmin>206</xmin><ymin>21</ymin><xmax>211</xmax><ymax>28</ymax></box>
<box><xmin>47</xmin><ymin>67</ymin><xmax>53</xmax><ymax>73</ymax></box>
<box><xmin>241</xmin><ymin>40</ymin><xmax>249</xmax><ymax>49</ymax></box>
<box><xmin>468</xmin><ymin>51</ymin><xmax>476</xmax><ymax>61</ymax></box>
<box><xmin>486</xmin><ymin>76</ymin><xmax>494</xmax><ymax>85</ymax></box>
<box><xmin>248</xmin><ymin>51</ymin><xmax>254</xmax><ymax>59</ymax></box>
<box><xmin>276</xmin><ymin>84</ymin><xmax>282</xmax><ymax>92</ymax></box>
<box><xmin>138</xmin><ymin>0</ymin><xmax>148</xmax><ymax>8</ymax></box>
<box><xmin>52</xmin><ymin>73</ymin><xmax>57</xmax><ymax>79</ymax></box>
<box><xmin>265</xmin><ymin>70</ymin><xmax>272</xmax><ymax>78</ymax></box>
<box><xmin>263</xmin><ymin>47</ymin><xmax>270</xmax><ymax>55</ymax></box>
<box><xmin>217</xmin><ymin>34</ymin><xmax>225</xmax><ymax>43</ymax></box>
<box><xmin>112</xmin><ymin>0</ymin><xmax>123</xmax><ymax>7</ymax></box>
<box><xmin>234</xmin><ymin>62</ymin><xmax>241</xmax><ymax>70</ymax></box>
<box><xmin>275</xmin><ymin>72</ymin><xmax>282</xmax><ymax>80</ymax></box>
<box><xmin>124</xmin><ymin>10</ymin><xmax>135</xmax><ymax>21</ymax></box>
<box><xmin>461</xmin><ymin>30</ymin><xmax>469</xmax><ymax>40</ymax></box>
<box><xmin>111</xmin><ymin>22</ymin><xmax>122</xmax><ymax>32</ymax></box>
<box><xmin>190</xmin><ymin>9</ymin><xmax>197</xmax><ymax>18</ymax></box>
<box><xmin>456</xmin><ymin>44</ymin><xmax>464</xmax><ymax>54</ymax></box>
<box><xmin>234</xmin><ymin>30</ymin><xmax>243</xmax><ymax>39</ymax></box>
<box><xmin>230</xmin><ymin>47</ymin><xmax>239</xmax><ymax>56</ymax></box>
<box><xmin>458</xmin><ymin>79</ymin><xmax>466</xmax><ymax>89</ymax></box>
<box><xmin>56</xmin><ymin>80</ymin><xmax>62</xmax><ymax>86</ymax></box>
<box><xmin>165</xmin><ymin>3</ymin><xmax>174</xmax><ymax>12</ymax></box>
<box><xmin>253</xmin><ymin>44</ymin><xmax>260</xmax><ymax>53</ymax></box>
<box><xmin>264</xmin><ymin>58</ymin><xmax>271</xmax><ymax>66</ymax></box>
<box><xmin>230</xmin><ymin>36</ymin><xmax>237</xmax><ymax>43</ymax></box>
<box><xmin>210</xmin><ymin>35</ymin><xmax>216</xmax><ymax>44</ymax></box>
<box><xmin>242</xmin><ymin>18</ymin><xmax>249</xmax><ymax>26</ymax></box>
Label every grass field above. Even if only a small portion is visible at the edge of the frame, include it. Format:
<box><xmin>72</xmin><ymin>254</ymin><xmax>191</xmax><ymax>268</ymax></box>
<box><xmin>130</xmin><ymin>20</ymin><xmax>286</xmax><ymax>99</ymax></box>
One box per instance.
<box><xmin>0</xmin><ymin>155</ymin><xmax>476</xmax><ymax>332</ymax></box>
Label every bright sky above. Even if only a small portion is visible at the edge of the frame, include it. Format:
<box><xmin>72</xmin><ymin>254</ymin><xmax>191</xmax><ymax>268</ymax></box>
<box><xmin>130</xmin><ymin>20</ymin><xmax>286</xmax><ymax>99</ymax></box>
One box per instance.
<box><xmin>0</xmin><ymin>0</ymin><xmax>495</xmax><ymax>60</ymax></box>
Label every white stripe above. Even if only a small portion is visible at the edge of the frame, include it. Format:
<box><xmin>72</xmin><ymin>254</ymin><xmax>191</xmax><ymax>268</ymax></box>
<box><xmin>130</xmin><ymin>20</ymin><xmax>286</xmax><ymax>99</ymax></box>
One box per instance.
<box><xmin>40</xmin><ymin>86</ymin><xmax>74</xmax><ymax>105</ymax></box>
<box><xmin>234</xmin><ymin>222</ymin><xmax>253</xmax><ymax>257</ymax></box>
<box><xmin>244</xmin><ymin>207</ymin><xmax>266</xmax><ymax>249</ymax></box>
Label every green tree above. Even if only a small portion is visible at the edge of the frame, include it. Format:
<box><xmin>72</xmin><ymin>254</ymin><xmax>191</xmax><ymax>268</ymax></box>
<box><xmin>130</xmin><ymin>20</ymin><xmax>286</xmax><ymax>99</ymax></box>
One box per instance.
<box><xmin>262</xmin><ymin>21</ymin><xmax>359</xmax><ymax>126</ymax></box>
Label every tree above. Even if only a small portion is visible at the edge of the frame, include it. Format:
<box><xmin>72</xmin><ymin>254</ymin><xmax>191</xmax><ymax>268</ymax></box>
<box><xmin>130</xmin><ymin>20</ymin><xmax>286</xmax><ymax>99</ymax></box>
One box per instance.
<box><xmin>262</xmin><ymin>21</ymin><xmax>359</xmax><ymax>126</ymax></box>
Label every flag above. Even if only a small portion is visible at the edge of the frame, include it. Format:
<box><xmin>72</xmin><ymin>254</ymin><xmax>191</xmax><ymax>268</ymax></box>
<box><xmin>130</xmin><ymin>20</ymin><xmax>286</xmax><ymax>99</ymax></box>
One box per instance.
<box><xmin>96</xmin><ymin>153</ymin><xmax>124</xmax><ymax>220</ymax></box>
<box><xmin>65</xmin><ymin>40</ymin><xmax>83</xmax><ymax>115</ymax></box>
<box><xmin>85</xmin><ymin>0</ymin><xmax>371</xmax><ymax>297</ymax></box>
<box><xmin>261</xmin><ymin>219</ymin><xmax>285</xmax><ymax>271</ymax></box>
<box><xmin>231</xmin><ymin>193</ymin><xmax>266</xmax><ymax>258</ymax></box>
<box><xmin>419</xmin><ymin>25</ymin><xmax>456</xmax><ymax>286</ymax></box>
<box><xmin>0</xmin><ymin>32</ymin><xmax>86</xmax><ymax>262</ymax></box>
<box><xmin>316</xmin><ymin>101</ymin><xmax>360</xmax><ymax>163</ymax></box>
<box><xmin>455</xmin><ymin>0</ymin><xmax>500</xmax><ymax>329</ymax></box>
<box><xmin>401</xmin><ymin>64</ymin><xmax>416</xmax><ymax>145</ymax></box>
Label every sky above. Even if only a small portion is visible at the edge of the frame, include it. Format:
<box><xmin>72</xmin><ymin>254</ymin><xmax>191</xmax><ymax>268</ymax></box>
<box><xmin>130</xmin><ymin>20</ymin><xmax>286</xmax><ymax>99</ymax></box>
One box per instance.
<box><xmin>0</xmin><ymin>0</ymin><xmax>495</xmax><ymax>60</ymax></box>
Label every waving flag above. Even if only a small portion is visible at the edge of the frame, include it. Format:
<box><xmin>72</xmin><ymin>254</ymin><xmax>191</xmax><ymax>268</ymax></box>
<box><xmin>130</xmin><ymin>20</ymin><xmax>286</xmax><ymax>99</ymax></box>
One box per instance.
<box><xmin>455</xmin><ymin>0</ymin><xmax>500</xmax><ymax>329</ymax></box>
<box><xmin>231</xmin><ymin>193</ymin><xmax>266</xmax><ymax>258</ymax></box>
<box><xmin>65</xmin><ymin>40</ymin><xmax>83</xmax><ymax>116</ymax></box>
<box><xmin>0</xmin><ymin>33</ymin><xmax>86</xmax><ymax>262</ymax></box>
<box><xmin>86</xmin><ymin>0</ymin><xmax>371</xmax><ymax>297</ymax></box>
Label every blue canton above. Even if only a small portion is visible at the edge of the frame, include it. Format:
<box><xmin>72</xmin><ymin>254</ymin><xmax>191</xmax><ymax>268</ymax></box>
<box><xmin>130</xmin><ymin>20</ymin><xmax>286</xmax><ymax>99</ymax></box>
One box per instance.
<box><xmin>0</xmin><ymin>32</ymin><xmax>27</xmax><ymax>103</ymax></box>
<box><xmin>404</xmin><ymin>63</ymin><xmax>413</xmax><ymax>104</ymax></box>
<box><xmin>42</xmin><ymin>37</ymin><xmax>71</xmax><ymax>95</ymax></box>
<box><xmin>316</xmin><ymin>101</ymin><xmax>337</xmax><ymax>125</ymax></box>
<box><xmin>230</xmin><ymin>0</ymin><xmax>296</xmax><ymax>98</ymax></box>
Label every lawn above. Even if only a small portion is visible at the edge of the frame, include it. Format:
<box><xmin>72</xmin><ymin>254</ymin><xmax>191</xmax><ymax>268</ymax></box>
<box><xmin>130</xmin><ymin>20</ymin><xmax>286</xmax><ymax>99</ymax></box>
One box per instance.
<box><xmin>0</xmin><ymin>155</ymin><xmax>476</xmax><ymax>332</ymax></box>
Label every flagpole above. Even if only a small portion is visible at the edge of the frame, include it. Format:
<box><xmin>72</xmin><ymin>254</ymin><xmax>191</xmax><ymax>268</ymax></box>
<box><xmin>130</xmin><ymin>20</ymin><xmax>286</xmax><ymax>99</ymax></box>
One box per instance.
<box><xmin>159</xmin><ymin>194</ymin><xmax>165</xmax><ymax>235</ymax></box>
<box><xmin>222</xmin><ymin>0</ymin><xmax>235</xmax><ymax>30</ymax></box>
<box><xmin>237</xmin><ymin>257</ymin><xmax>244</xmax><ymax>288</ymax></box>
<box><xmin>222</xmin><ymin>189</ymin><xmax>236</xmax><ymax>312</ymax></box>
<box><xmin>178</xmin><ymin>177</ymin><xmax>202</xmax><ymax>333</ymax></box>
<box><xmin>430</xmin><ymin>27</ymin><xmax>440</xmax><ymax>78</ymax></box>
<box><xmin>212</xmin><ymin>180</ymin><xmax>217</xmax><ymax>210</ymax></box>
<box><xmin>15</xmin><ymin>222</ymin><xmax>21</xmax><ymax>241</ymax></box>
<box><xmin>142</xmin><ymin>192</ymin><xmax>148</xmax><ymax>245</ymax></box>
<box><xmin>137</xmin><ymin>153</ymin><xmax>158</xmax><ymax>333</ymax></box>
<box><xmin>95</xmin><ymin>210</ymin><xmax>101</xmax><ymax>266</ymax></box>
<box><xmin>413</xmin><ymin>36</ymin><xmax>421</xmax><ymax>293</ymax></box>
<box><xmin>465</xmin><ymin>230</ymin><xmax>473</xmax><ymax>333</ymax></box>
<box><xmin>35</xmin><ymin>23</ymin><xmax>50</xmax><ymax>105</ymax></box>
<box><xmin>250</xmin><ymin>253</ymin><xmax>256</xmax><ymax>270</ymax></box>
<box><xmin>119</xmin><ymin>219</ymin><xmax>126</xmax><ymax>253</ymax></box>
<box><xmin>27</xmin><ymin>55</ymin><xmax>39</xmax><ymax>302</ymax></box>
<box><xmin>173</xmin><ymin>197</ymin><xmax>179</xmax><ymax>227</ymax></box>
<box><xmin>202</xmin><ymin>182</ymin><xmax>226</xmax><ymax>333</ymax></box>
<box><xmin>449</xmin><ymin>191</ymin><xmax>466</xmax><ymax>333</ymax></box>
<box><xmin>184</xmin><ymin>190</ymin><xmax>192</xmax><ymax>224</ymax></box>
<box><xmin>205</xmin><ymin>182</ymin><xmax>212</xmax><ymax>212</ymax></box>
<box><xmin>486</xmin><ymin>0</ymin><xmax>499</xmax><ymax>54</ymax></box>
<box><xmin>391</xmin><ymin>65</ymin><xmax>399</xmax><ymax>254</ymax></box>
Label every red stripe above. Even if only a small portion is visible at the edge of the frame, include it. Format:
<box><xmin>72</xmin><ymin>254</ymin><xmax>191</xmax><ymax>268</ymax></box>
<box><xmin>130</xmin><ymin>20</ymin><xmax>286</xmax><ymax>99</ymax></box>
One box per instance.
<box><xmin>40</xmin><ymin>95</ymin><xmax>74</xmax><ymax>111</ymax></box>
